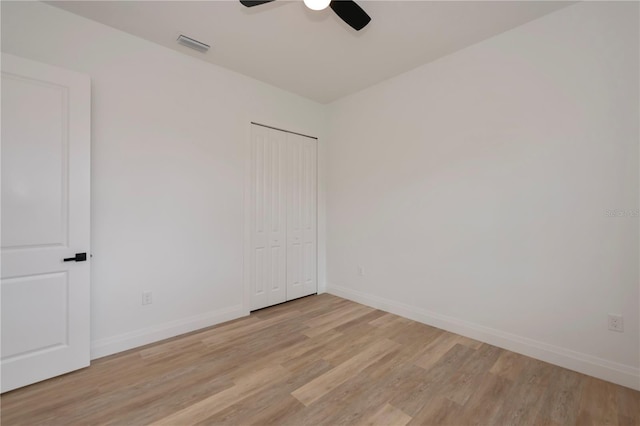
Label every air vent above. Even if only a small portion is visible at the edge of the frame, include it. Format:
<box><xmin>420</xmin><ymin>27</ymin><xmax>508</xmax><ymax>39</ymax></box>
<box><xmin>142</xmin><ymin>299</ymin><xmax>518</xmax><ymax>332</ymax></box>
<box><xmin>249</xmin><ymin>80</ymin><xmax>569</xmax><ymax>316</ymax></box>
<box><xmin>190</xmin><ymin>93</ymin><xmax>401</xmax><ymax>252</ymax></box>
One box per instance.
<box><xmin>176</xmin><ymin>35</ymin><xmax>210</xmax><ymax>53</ymax></box>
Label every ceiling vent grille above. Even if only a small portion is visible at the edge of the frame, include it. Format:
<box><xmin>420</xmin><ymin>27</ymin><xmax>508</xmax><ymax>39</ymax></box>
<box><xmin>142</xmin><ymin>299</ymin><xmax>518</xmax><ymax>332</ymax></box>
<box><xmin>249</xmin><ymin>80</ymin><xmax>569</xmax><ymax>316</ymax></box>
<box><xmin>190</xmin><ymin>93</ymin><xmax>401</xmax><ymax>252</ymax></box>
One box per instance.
<box><xmin>176</xmin><ymin>35</ymin><xmax>210</xmax><ymax>53</ymax></box>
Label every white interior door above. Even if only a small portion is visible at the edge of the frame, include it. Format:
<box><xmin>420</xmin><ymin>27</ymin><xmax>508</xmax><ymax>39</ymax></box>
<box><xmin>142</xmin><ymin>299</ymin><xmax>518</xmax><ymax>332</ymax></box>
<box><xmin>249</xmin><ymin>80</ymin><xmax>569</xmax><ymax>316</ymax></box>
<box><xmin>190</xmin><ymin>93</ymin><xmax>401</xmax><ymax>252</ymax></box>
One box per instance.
<box><xmin>286</xmin><ymin>133</ymin><xmax>317</xmax><ymax>301</ymax></box>
<box><xmin>249</xmin><ymin>124</ymin><xmax>287</xmax><ymax>310</ymax></box>
<box><xmin>1</xmin><ymin>54</ymin><xmax>91</xmax><ymax>393</ymax></box>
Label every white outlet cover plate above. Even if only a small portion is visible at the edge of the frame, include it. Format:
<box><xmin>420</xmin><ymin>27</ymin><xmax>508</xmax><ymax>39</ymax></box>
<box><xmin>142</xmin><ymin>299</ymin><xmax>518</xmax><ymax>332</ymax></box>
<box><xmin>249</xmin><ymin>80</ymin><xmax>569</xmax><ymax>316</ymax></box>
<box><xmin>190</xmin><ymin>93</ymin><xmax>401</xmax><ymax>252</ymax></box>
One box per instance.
<box><xmin>608</xmin><ymin>314</ymin><xmax>623</xmax><ymax>332</ymax></box>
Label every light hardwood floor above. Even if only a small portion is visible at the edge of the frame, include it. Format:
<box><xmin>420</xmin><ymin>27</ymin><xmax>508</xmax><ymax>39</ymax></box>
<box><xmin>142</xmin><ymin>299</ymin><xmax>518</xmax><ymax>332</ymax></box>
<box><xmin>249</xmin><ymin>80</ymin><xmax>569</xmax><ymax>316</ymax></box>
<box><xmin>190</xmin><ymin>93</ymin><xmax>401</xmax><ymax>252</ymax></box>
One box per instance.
<box><xmin>1</xmin><ymin>294</ymin><xmax>638</xmax><ymax>425</ymax></box>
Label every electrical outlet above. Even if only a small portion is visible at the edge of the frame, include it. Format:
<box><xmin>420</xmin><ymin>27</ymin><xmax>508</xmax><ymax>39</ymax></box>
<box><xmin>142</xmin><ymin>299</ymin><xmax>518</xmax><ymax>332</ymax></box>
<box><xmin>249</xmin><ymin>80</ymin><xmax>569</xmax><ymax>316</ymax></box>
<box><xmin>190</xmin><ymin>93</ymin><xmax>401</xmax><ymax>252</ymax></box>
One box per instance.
<box><xmin>142</xmin><ymin>291</ymin><xmax>153</xmax><ymax>305</ymax></box>
<box><xmin>357</xmin><ymin>265</ymin><xmax>365</xmax><ymax>276</ymax></box>
<box><xmin>608</xmin><ymin>314</ymin><xmax>623</xmax><ymax>332</ymax></box>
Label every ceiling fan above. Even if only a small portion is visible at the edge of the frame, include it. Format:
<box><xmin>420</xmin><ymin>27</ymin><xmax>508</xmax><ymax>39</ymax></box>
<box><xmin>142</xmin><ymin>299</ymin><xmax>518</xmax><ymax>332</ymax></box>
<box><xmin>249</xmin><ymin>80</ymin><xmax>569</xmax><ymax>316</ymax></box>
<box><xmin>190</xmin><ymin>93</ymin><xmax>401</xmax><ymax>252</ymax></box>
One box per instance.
<box><xmin>239</xmin><ymin>0</ymin><xmax>371</xmax><ymax>31</ymax></box>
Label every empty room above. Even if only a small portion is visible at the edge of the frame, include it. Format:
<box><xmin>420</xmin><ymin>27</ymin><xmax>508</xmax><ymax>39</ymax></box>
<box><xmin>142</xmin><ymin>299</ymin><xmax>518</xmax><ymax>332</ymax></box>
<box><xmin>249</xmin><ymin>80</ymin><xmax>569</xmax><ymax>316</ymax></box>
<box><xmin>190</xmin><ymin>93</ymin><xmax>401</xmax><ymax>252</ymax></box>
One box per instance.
<box><xmin>1</xmin><ymin>0</ymin><xmax>638</xmax><ymax>424</ymax></box>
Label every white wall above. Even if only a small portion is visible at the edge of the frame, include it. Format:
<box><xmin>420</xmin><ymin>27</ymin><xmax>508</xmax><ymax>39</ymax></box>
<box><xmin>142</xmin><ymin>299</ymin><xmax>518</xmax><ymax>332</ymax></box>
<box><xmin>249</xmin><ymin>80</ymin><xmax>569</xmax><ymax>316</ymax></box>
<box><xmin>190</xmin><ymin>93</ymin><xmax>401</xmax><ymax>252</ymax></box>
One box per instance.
<box><xmin>327</xmin><ymin>1</ymin><xmax>639</xmax><ymax>389</ymax></box>
<box><xmin>1</xmin><ymin>1</ymin><xmax>326</xmax><ymax>358</ymax></box>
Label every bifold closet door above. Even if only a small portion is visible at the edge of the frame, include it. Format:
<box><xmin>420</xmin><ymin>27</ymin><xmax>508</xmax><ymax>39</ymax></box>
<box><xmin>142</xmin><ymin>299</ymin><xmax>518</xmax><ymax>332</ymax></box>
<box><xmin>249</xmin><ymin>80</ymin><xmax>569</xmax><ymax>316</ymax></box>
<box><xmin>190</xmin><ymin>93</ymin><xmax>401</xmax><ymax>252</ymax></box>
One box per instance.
<box><xmin>249</xmin><ymin>125</ymin><xmax>287</xmax><ymax>311</ymax></box>
<box><xmin>286</xmin><ymin>133</ymin><xmax>317</xmax><ymax>301</ymax></box>
<box><xmin>249</xmin><ymin>124</ymin><xmax>317</xmax><ymax>311</ymax></box>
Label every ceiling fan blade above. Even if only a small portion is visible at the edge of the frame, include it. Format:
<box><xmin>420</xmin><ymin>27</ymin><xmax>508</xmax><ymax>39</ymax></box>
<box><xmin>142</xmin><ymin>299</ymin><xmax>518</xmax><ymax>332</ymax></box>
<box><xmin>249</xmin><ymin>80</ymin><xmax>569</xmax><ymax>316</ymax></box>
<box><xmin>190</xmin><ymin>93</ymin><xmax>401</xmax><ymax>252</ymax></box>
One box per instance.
<box><xmin>330</xmin><ymin>0</ymin><xmax>371</xmax><ymax>31</ymax></box>
<box><xmin>240</xmin><ymin>0</ymin><xmax>276</xmax><ymax>7</ymax></box>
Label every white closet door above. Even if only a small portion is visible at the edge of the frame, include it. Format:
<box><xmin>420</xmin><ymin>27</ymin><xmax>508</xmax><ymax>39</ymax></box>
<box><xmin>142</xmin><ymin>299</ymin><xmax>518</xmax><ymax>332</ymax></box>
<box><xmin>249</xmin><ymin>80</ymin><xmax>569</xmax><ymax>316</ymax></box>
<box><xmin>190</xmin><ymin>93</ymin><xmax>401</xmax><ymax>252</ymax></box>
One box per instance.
<box><xmin>249</xmin><ymin>125</ymin><xmax>287</xmax><ymax>310</ymax></box>
<box><xmin>286</xmin><ymin>133</ymin><xmax>317</xmax><ymax>301</ymax></box>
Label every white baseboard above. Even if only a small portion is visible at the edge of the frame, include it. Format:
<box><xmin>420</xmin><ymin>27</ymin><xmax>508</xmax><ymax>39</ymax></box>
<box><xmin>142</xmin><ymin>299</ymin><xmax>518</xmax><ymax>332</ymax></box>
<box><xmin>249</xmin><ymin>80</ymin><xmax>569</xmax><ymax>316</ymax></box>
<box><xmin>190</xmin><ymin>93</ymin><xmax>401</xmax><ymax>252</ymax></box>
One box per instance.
<box><xmin>327</xmin><ymin>283</ymin><xmax>640</xmax><ymax>391</ymax></box>
<box><xmin>90</xmin><ymin>304</ymin><xmax>246</xmax><ymax>359</ymax></box>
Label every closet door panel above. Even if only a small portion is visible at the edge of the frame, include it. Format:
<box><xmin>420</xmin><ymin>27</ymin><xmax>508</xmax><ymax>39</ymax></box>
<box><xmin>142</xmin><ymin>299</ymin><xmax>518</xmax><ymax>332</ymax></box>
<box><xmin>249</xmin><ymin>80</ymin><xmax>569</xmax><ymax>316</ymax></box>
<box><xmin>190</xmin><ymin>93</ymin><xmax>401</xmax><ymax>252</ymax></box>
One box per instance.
<box><xmin>287</xmin><ymin>138</ymin><xmax>303</xmax><ymax>299</ymax></box>
<box><xmin>250</xmin><ymin>126</ymin><xmax>287</xmax><ymax>310</ymax></box>
<box><xmin>267</xmin><ymin>129</ymin><xmax>287</xmax><ymax>306</ymax></box>
<box><xmin>287</xmin><ymin>134</ymin><xmax>317</xmax><ymax>301</ymax></box>
<box><xmin>250</xmin><ymin>125</ymin><xmax>268</xmax><ymax>310</ymax></box>
<box><xmin>302</xmin><ymin>138</ymin><xmax>317</xmax><ymax>295</ymax></box>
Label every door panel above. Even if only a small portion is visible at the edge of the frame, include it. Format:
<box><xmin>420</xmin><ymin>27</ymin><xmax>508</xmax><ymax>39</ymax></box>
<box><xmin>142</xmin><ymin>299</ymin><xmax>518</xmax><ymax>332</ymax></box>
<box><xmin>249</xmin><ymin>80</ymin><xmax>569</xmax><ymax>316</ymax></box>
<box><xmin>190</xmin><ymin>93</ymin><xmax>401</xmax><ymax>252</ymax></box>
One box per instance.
<box><xmin>302</xmin><ymin>138</ymin><xmax>317</xmax><ymax>295</ymax></box>
<box><xmin>287</xmin><ymin>134</ymin><xmax>317</xmax><ymax>301</ymax></box>
<box><xmin>287</xmin><ymin>139</ymin><xmax>302</xmax><ymax>295</ymax></box>
<box><xmin>268</xmin><ymin>130</ymin><xmax>286</xmax><ymax>305</ymax></box>
<box><xmin>1</xmin><ymin>273</ymin><xmax>69</xmax><ymax>359</ymax></box>
<box><xmin>1</xmin><ymin>54</ymin><xmax>91</xmax><ymax>393</ymax></box>
<box><xmin>251</xmin><ymin>128</ymin><xmax>267</xmax><ymax>309</ymax></box>
<box><xmin>249</xmin><ymin>125</ymin><xmax>286</xmax><ymax>310</ymax></box>
<box><xmin>1</xmin><ymin>75</ymin><xmax>68</xmax><ymax>248</ymax></box>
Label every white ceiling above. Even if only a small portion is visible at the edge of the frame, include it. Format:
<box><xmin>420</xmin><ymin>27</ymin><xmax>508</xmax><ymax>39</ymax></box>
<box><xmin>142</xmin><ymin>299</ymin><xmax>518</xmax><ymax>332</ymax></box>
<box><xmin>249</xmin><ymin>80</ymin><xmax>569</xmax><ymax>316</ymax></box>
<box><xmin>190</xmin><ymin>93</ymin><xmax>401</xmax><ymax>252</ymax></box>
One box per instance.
<box><xmin>49</xmin><ymin>1</ymin><xmax>573</xmax><ymax>104</ymax></box>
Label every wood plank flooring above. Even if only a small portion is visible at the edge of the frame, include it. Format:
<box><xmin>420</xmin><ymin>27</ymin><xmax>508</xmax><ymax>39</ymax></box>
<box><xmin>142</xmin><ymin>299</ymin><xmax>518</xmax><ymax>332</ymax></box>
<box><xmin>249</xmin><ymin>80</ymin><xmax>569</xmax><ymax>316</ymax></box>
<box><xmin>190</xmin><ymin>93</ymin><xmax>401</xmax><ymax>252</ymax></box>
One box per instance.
<box><xmin>1</xmin><ymin>294</ymin><xmax>638</xmax><ymax>425</ymax></box>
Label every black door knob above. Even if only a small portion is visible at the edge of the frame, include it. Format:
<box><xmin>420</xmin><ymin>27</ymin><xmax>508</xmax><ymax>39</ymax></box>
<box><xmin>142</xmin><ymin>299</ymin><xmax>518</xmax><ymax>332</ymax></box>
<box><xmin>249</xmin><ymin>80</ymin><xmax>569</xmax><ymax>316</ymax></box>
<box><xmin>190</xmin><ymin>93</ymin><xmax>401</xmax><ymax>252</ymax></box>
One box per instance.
<box><xmin>63</xmin><ymin>253</ymin><xmax>87</xmax><ymax>262</ymax></box>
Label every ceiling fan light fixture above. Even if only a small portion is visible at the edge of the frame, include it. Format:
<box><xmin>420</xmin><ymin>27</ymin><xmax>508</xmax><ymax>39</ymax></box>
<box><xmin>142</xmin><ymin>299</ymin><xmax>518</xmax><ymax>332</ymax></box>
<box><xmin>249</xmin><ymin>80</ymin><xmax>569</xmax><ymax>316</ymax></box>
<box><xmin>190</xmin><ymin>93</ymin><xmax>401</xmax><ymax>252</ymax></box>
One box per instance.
<box><xmin>240</xmin><ymin>0</ymin><xmax>371</xmax><ymax>31</ymax></box>
<box><xmin>303</xmin><ymin>0</ymin><xmax>331</xmax><ymax>11</ymax></box>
